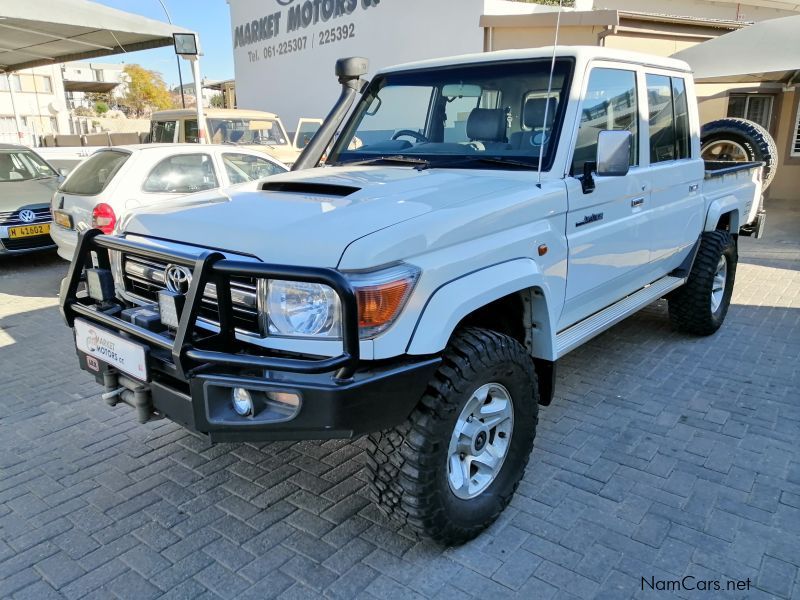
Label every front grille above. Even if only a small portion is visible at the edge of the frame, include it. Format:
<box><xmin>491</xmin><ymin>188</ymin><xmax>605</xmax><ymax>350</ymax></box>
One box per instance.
<box><xmin>2</xmin><ymin>234</ymin><xmax>55</xmax><ymax>251</ymax></box>
<box><xmin>121</xmin><ymin>254</ymin><xmax>260</xmax><ymax>334</ymax></box>
<box><xmin>0</xmin><ymin>207</ymin><xmax>52</xmax><ymax>226</ymax></box>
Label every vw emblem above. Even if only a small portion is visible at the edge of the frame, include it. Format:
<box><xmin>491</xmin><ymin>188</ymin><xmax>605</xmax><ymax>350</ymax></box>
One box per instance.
<box><xmin>164</xmin><ymin>264</ymin><xmax>193</xmax><ymax>294</ymax></box>
<box><xmin>18</xmin><ymin>209</ymin><xmax>36</xmax><ymax>223</ymax></box>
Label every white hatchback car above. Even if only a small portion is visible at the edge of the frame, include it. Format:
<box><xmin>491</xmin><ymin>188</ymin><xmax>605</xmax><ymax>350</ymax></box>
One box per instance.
<box><xmin>50</xmin><ymin>144</ymin><xmax>287</xmax><ymax>260</ymax></box>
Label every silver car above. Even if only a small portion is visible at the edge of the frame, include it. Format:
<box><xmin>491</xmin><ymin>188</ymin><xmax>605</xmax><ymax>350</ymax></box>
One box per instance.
<box><xmin>0</xmin><ymin>144</ymin><xmax>61</xmax><ymax>255</ymax></box>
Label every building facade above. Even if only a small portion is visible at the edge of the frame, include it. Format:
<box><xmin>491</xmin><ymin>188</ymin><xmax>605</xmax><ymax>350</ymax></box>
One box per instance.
<box><xmin>0</xmin><ymin>65</ymin><xmax>69</xmax><ymax>145</ymax></box>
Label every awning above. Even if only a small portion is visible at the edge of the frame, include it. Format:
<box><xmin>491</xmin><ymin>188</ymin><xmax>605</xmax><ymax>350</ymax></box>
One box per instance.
<box><xmin>0</xmin><ymin>0</ymin><xmax>197</xmax><ymax>73</ymax></box>
<box><xmin>671</xmin><ymin>15</ymin><xmax>800</xmax><ymax>83</ymax></box>
<box><xmin>63</xmin><ymin>80</ymin><xmax>119</xmax><ymax>93</ymax></box>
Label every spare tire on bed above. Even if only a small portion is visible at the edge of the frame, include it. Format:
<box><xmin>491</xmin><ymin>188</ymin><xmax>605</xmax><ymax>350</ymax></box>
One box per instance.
<box><xmin>700</xmin><ymin>118</ymin><xmax>778</xmax><ymax>190</ymax></box>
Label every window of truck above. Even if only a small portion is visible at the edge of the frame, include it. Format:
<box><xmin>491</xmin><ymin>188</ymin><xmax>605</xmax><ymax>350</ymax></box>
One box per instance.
<box><xmin>572</xmin><ymin>68</ymin><xmax>638</xmax><ymax>175</ymax></box>
<box><xmin>150</xmin><ymin>120</ymin><xmax>178</xmax><ymax>143</ymax></box>
<box><xmin>185</xmin><ymin>119</ymin><xmax>200</xmax><ymax>144</ymax></box>
<box><xmin>208</xmin><ymin>118</ymin><xmax>288</xmax><ymax>146</ymax></box>
<box><xmin>59</xmin><ymin>150</ymin><xmax>129</xmax><ymax>195</ymax></box>
<box><xmin>646</xmin><ymin>74</ymin><xmax>692</xmax><ymax>163</ymax></box>
<box><xmin>330</xmin><ymin>59</ymin><xmax>573</xmax><ymax>170</ymax></box>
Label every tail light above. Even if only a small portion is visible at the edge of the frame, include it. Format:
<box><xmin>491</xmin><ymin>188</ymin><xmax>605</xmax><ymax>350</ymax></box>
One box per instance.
<box><xmin>91</xmin><ymin>203</ymin><xmax>116</xmax><ymax>234</ymax></box>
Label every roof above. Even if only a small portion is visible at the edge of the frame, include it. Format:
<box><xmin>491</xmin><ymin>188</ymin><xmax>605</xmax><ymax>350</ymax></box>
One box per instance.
<box><xmin>380</xmin><ymin>46</ymin><xmax>691</xmax><ymax>74</ymax></box>
<box><xmin>150</xmin><ymin>108</ymin><xmax>279</xmax><ymax>120</ymax></box>
<box><xmin>0</xmin><ymin>0</ymin><xmax>196</xmax><ymax>74</ymax></box>
<box><xmin>0</xmin><ymin>143</ymin><xmax>27</xmax><ymax>150</ymax></box>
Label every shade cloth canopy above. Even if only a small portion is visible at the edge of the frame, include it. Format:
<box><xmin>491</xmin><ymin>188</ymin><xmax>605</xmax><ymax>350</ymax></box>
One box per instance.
<box><xmin>672</xmin><ymin>14</ymin><xmax>800</xmax><ymax>83</ymax></box>
<box><xmin>0</xmin><ymin>0</ymin><xmax>197</xmax><ymax>73</ymax></box>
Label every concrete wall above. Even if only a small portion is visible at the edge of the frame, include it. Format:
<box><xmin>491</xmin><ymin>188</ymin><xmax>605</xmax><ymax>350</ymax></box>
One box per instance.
<box><xmin>769</xmin><ymin>89</ymin><xmax>799</xmax><ymax>201</ymax></box>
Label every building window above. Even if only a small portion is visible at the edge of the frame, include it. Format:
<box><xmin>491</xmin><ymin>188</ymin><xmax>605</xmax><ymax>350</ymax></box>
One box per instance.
<box><xmin>727</xmin><ymin>94</ymin><xmax>773</xmax><ymax>130</ymax></box>
<box><xmin>792</xmin><ymin>100</ymin><xmax>800</xmax><ymax>158</ymax></box>
<box><xmin>37</xmin><ymin>75</ymin><xmax>52</xmax><ymax>93</ymax></box>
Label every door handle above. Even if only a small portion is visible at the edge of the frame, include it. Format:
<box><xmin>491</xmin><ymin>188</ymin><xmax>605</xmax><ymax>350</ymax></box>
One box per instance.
<box><xmin>631</xmin><ymin>197</ymin><xmax>645</xmax><ymax>208</ymax></box>
<box><xmin>689</xmin><ymin>184</ymin><xmax>699</xmax><ymax>192</ymax></box>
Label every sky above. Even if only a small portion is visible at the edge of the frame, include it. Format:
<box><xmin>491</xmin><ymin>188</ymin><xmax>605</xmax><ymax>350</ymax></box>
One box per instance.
<box><xmin>85</xmin><ymin>0</ymin><xmax>235</xmax><ymax>87</ymax></box>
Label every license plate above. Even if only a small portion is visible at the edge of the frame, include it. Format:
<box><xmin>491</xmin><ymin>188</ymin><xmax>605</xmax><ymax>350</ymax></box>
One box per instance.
<box><xmin>53</xmin><ymin>210</ymin><xmax>73</xmax><ymax>229</ymax></box>
<box><xmin>8</xmin><ymin>223</ymin><xmax>50</xmax><ymax>238</ymax></box>
<box><xmin>74</xmin><ymin>319</ymin><xmax>148</xmax><ymax>381</ymax></box>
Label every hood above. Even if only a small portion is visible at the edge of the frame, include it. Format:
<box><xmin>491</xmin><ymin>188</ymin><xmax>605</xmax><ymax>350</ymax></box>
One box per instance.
<box><xmin>123</xmin><ymin>166</ymin><xmax>527</xmax><ymax>267</ymax></box>
<box><xmin>0</xmin><ymin>177</ymin><xmax>59</xmax><ymax>212</ymax></box>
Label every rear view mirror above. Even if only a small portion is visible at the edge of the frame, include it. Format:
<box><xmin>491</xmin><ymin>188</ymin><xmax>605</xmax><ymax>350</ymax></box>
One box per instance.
<box><xmin>442</xmin><ymin>83</ymin><xmax>482</xmax><ymax>98</ymax></box>
<box><xmin>596</xmin><ymin>130</ymin><xmax>631</xmax><ymax>177</ymax></box>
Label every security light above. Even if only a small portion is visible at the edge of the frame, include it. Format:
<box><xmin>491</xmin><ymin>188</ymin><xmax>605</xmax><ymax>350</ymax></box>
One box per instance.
<box><xmin>173</xmin><ymin>33</ymin><xmax>198</xmax><ymax>56</ymax></box>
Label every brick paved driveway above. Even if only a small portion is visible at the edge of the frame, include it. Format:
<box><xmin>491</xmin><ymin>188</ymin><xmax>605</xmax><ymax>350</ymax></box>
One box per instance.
<box><xmin>1</xmin><ymin>198</ymin><xmax>799</xmax><ymax>600</ymax></box>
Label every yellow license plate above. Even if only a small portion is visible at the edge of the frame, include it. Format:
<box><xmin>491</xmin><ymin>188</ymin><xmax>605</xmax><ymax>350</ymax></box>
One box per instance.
<box><xmin>8</xmin><ymin>223</ymin><xmax>50</xmax><ymax>238</ymax></box>
<box><xmin>53</xmin><ymin>210</ymin><xmax>72</xmax><ymax>229</ymax></box>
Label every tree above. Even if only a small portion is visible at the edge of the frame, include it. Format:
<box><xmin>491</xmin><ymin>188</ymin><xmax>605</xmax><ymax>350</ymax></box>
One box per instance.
<box><xmin>209</xmin><ymin>93</ymin><xmax>224</xmax><ymax>108</ymax></box>
<box><xmin>121</xmin><ymin>64</ymin><xmax>174</xmax><ymax>117</ymax></box>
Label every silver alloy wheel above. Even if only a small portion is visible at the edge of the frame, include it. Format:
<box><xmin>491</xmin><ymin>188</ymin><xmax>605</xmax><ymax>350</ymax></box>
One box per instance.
<box><xmin>701</xmin><ymin>140</ymin><xmax>749</xmax><ymax>162</ymax></box>
<box><xmin>447</xmin><ymin>382</ymin><xmax>514</xmax><ymax>500</ymax></box>
<box><xmin>711</xmin><ymin>255</ymin><xmax>727</xmax><ymax>313</ymax></box>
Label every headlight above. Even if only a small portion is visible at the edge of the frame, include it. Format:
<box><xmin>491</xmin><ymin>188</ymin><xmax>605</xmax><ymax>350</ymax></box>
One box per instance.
<box><xmin>265</xmin><ymin>280</ymin><xmax>342</xmax><ymax>338</ymax></box>
<box><xmin>262</xmin><ymin>264</ymin><xmax>419</xmax><ymax>339</ymax></box>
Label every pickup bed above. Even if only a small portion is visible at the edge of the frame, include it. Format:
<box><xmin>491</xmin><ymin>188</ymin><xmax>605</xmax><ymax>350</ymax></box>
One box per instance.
<box><xmin>60</xmin><ymin>46</ymin><xmax>766</xmax><ymax>545</ymax></box>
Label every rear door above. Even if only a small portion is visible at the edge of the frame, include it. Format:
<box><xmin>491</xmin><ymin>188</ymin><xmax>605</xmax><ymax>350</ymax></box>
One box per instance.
<box><xmin>561</xmin><ymin>64</ymin><xmax>652</xmax><ymax>329</ymax></box>
<box><xmin>642</xmin><ymin>72</ymin><xmax>705</xmax><ymax>269</ymax></box>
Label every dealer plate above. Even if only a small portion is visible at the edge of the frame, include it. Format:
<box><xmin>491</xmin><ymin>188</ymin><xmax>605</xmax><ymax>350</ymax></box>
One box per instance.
<box><xmin>8</xmin><ymin>223</ymin><xmax>50</xmax><ymax>238</ymax></box>
<box><xmin>74</xmin><ymin>319</ymin><xmax>148</xmax><ymax>381</ymax></box>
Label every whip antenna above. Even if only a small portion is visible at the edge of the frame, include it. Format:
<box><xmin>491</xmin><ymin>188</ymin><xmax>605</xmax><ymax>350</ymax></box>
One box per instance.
<box><xmin>537</xmin><ymin>0</ymin><xmax>564</xmax><ymax>188</ymax></box>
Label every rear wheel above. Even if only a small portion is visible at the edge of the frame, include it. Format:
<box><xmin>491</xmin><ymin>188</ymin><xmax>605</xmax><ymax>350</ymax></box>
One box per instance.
<box><xmin>364</xmin><ymin>328</ymin><xmax>538</xmax><ymax>545</ymax></box>
<box><xmin>668</xmin><ymin>231</ymin><xmax>737</xmax><ymax>335</ymax></box>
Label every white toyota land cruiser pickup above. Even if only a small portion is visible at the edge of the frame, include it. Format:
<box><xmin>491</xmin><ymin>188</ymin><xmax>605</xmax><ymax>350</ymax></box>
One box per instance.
<box><xmin>61</xmin><ymin>47</ymin><xmax>767</xmax><ymax>545</ymax></box>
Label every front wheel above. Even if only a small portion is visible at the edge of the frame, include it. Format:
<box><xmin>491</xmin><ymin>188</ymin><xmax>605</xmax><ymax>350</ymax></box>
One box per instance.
<box><xmin>668</xmin><ymin>230</ymin><xmax>737</xmax><ymax>335</ymax></box>
<box><xmin>364</xmin><ymin>328</ymin><xmax>538</xmax><ymax>545</ymax></box>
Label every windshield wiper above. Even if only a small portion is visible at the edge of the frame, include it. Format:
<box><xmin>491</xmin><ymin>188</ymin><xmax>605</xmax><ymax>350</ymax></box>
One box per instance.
<box><xmin>336</xmin><ymin>155</ymin><xmax>431</xmax><ymax>168</ymax></box>
<box><xmin>419</xmin><ymin>156</ymin><xmax>538</xmax><ymax>171</ymax></box>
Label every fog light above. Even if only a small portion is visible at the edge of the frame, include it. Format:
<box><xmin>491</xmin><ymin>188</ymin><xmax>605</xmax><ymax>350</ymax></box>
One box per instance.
<box><xmin>232</xmin><ymin>387</ymin><xmax>254</xmax><ymax>416</ymax></box>
<box><xmin>86</xmin><ymin>268</ymin><xmax>115</xmax><ymax>302</ymax></box>
<box><xmin>158</xmin><ymin>290</ymin><xmax>185</xmax><ymax>328</ymax></box>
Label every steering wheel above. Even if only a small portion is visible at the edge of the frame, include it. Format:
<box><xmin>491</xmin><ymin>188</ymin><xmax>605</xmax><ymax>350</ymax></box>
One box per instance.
<box><xmin>392</xmin><ymin>130</ymin><xmax>429</xmax><ymax>143</ymax></box>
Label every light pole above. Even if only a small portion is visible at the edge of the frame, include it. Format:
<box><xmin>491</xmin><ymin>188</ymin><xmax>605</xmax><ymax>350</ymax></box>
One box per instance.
<box><xmin>156</xmin><ymin>0</ymin><xmax>186</xmax><ymax>108</ymax></box>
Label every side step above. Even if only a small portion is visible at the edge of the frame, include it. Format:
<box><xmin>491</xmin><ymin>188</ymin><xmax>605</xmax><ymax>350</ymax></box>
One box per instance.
<box><xmin>555</xmin><ymin>276</ymin><xmax>685</xmax><ymax>357</ymax></box>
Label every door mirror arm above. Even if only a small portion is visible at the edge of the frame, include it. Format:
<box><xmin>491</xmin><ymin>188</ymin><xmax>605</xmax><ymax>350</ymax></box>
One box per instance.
<box><xmin>581</xmin><ymin>161</ymin><xmax>596</xmax><ymax>194</ymax></box>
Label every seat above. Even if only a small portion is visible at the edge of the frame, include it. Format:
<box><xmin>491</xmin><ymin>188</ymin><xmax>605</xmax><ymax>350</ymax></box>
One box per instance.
<box><xmin>466</xmin><ymin>108</ymin><xmax>509</xmax><ymax>150</ymax></box>
<box><xmin>510</xmin><ymin>97</ymin><xmax>556</xmax><ymax>150</ymax></box>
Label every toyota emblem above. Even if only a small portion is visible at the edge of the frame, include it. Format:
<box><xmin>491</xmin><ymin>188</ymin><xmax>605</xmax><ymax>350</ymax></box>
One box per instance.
<box><xmin>164</xmin><ymin>264</ymin><xmax>193</xmax><ymax>294</ymax></box>
<box><xmin>18</xmin><ymin>209</ymin><xmax>36</xmax><ymax>223</ymax></box>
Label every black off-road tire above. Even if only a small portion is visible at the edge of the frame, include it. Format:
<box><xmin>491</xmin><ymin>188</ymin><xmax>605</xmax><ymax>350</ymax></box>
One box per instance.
<box><xmin>701</xmin><ymin>118</ymin><xmax>778</xmax><ymax>190</ymax></box>
<box><xmin>668</xmin><ymin>231</ymin><xmax>737</xmax><ymax>336</ymax></box>
<box><xmin>364</xmin><ymin>328</ymin><xmax>538</xmax><ymax>545</ymax></box>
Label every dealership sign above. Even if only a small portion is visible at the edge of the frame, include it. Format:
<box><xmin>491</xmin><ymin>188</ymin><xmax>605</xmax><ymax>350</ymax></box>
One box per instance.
<box><xmin>233</xmin><ymin>0</ymin><xmax>382</xmax><ymax>48</ymax></box>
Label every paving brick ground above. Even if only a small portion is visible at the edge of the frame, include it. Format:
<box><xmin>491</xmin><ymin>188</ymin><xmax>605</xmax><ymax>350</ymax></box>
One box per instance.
<box><xmin>1</xmin><ymin>198</ymin><xmax>798</xmax><ymax>599</ymax></box>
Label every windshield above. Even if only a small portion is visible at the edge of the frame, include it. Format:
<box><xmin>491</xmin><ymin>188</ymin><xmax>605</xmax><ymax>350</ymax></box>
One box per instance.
<box><xmin>330</xmin><ymin>59</ymin><xmax>573</xmax><ymax>170</ymax></box>
<box><xmin>208</xmin><ymin>118</ymin><xmax>288</xmax><ymax>146</ymax></box>
<box><xmin>0</xmin><ymin>149</ymin><xmax>57</xmax><ymax>182</ymax></box>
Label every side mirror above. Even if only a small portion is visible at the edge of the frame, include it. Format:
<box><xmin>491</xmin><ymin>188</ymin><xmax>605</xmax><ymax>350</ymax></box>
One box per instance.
<box><xmin>596</xmin><ymin>130</ymin><xmax>631</xmax><ymax>177</ymax></box>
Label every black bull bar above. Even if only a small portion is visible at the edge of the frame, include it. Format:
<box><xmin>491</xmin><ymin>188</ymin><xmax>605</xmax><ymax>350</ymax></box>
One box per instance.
<box><xmin>60</xmin><ymin>229</ymin><xmax>360</xmax><ymax>381</ymax></box>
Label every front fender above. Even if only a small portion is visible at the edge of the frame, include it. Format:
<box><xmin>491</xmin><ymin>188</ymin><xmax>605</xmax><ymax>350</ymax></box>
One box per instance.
<box><xmin>406</xmin><ymin>258</ymin><xmax>554</xmax><ymax>358</ymax></box>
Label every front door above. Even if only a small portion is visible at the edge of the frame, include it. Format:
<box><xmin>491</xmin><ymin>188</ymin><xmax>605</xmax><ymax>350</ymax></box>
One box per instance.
<box><xmin>561</xmin><ymin>65</ymin><xmax>652</xmax><ymax>330</ymax></box>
